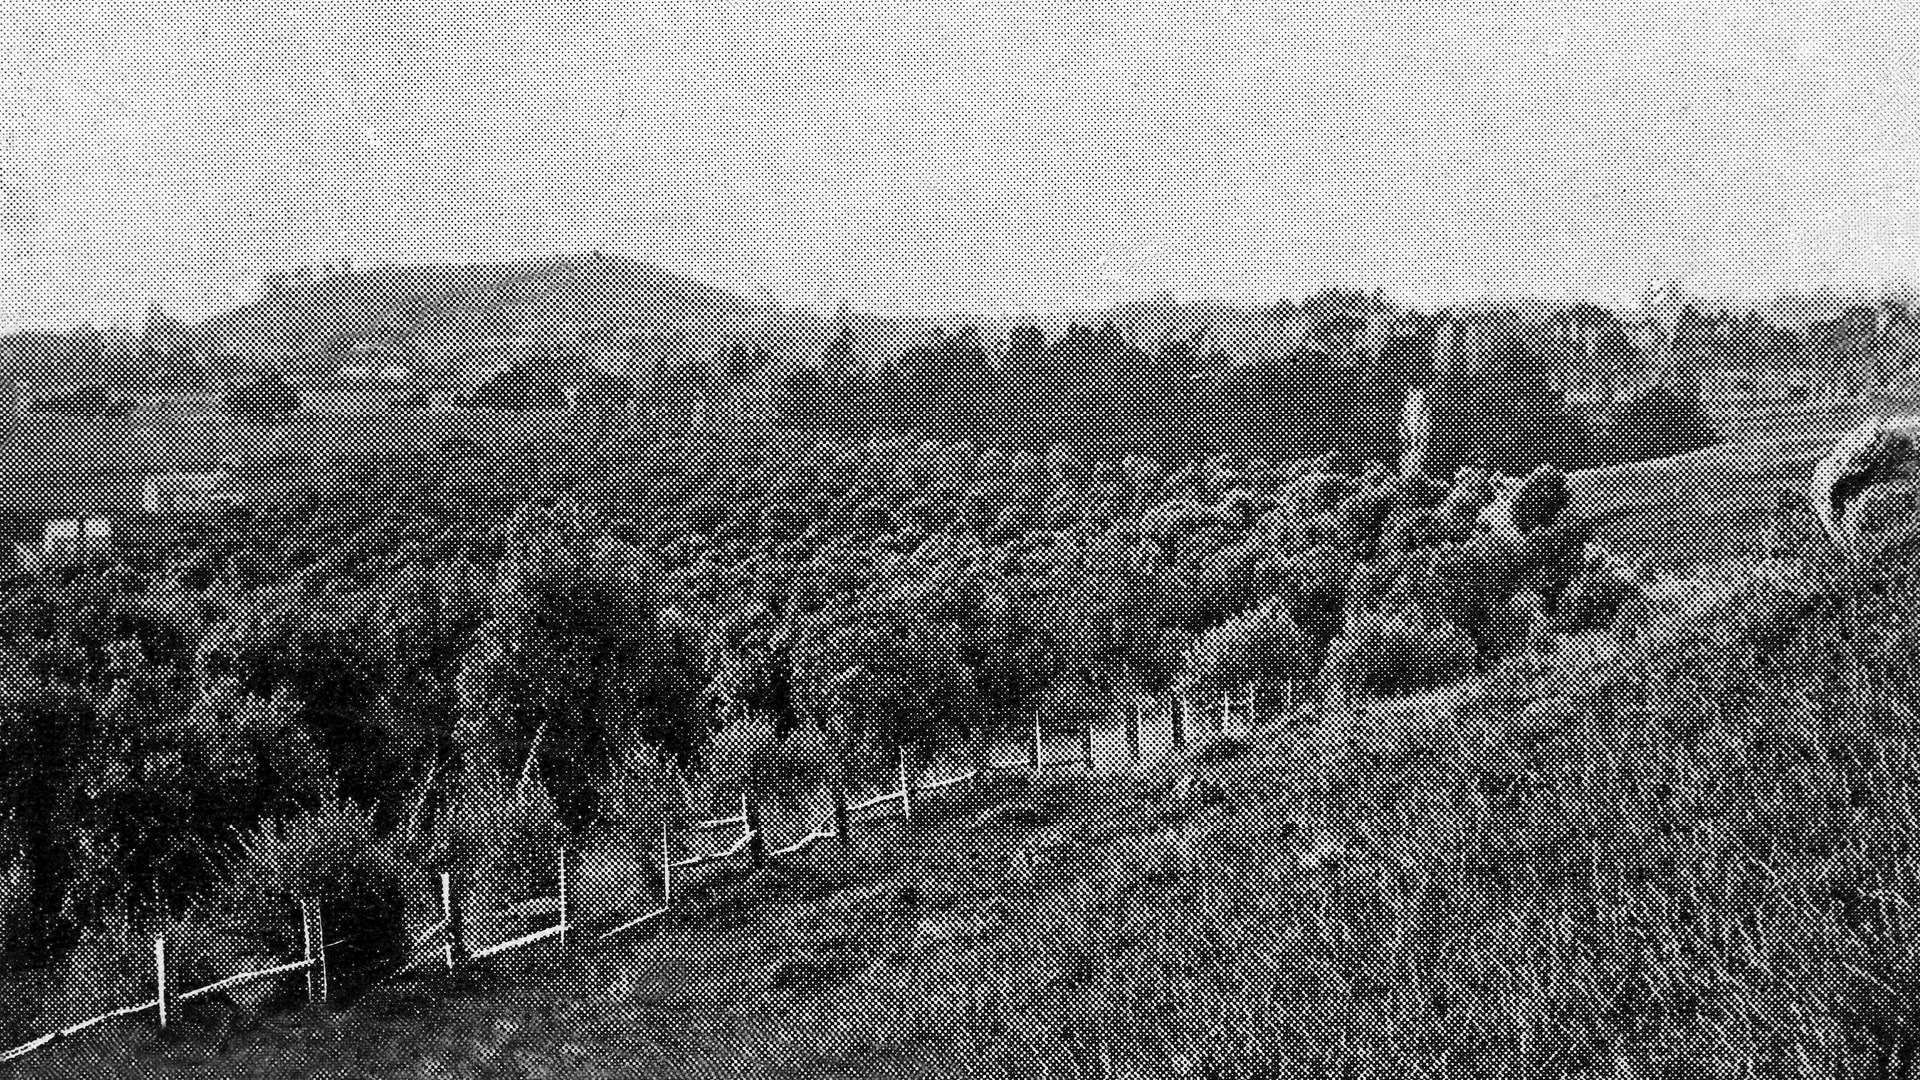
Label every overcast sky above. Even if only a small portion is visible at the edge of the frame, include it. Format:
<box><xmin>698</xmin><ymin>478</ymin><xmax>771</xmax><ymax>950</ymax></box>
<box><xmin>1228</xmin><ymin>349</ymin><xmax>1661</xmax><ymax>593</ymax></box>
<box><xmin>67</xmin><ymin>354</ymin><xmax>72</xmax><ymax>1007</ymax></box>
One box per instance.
<box><xmin>2</xmin><ymin>0</ymin><xmax>1915</xmax><ymax>330</ymax></box>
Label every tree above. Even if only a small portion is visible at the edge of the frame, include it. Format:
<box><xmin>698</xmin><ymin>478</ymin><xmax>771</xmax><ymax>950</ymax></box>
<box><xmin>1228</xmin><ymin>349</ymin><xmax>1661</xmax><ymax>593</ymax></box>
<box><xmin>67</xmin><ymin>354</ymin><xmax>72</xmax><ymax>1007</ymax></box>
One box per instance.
<box><xmin>1178</xmin><ymin>598</ymin><xmax>1316</xmax><ymax>701</ymax></box>
<box><xmin>957</xmin><ymin>594</ymin><xmax>1064</xmax><ymax>738</ymax></box>
<box><xmin>455</xmin><ymin>502</ymin><xmax>698</xmax><ymax>831</ymax></box>
<box><xmin>1606</xmin><ymin>383</ymin><xmax>1718</xmax><ymax>463</ymax></box>
<box><xmin>791</xmin><ymin>609</ymin><xmax>980</xmax><ymax>770</ymax></box>
<box><xmin>223</xmin><ymin>371</ymin><xmax>300</xmax><ymax>419</ymax></box>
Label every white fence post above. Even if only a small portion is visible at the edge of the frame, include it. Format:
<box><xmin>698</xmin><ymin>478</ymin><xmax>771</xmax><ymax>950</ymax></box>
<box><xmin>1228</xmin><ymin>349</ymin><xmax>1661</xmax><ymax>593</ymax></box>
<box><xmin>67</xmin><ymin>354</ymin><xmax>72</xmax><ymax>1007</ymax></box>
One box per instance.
<box><xmin>659</xmin><ymin>819</ymin><xmax>675</xmax><ymax>907</ymax></box>
<box><xmin>441</xmin><ymin>871</ymin><xmax>466</xmax><ymax>972</ymax></box>
<box><xmin>556</xmin><ymin>846</ymin><xmax>577</xmax><ymax>966</ymax></box>
<box><xmin>300</xmin><ymin>896</ymin><xmax>329</xmax><ymax>1006</ymax></box>
<box><xmin>154</xmin><ymin>935</ymin><xmax>173</xmax><ymax>1033</ymax></box>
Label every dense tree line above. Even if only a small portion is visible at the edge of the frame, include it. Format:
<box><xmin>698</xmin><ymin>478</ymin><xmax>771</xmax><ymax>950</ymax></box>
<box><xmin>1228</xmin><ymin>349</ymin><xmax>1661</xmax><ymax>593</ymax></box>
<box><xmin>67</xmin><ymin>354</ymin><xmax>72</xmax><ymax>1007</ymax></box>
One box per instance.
<box><xmin>768</xmin><ymin>304</ymin><xmax>1715</xmax><ymax>475</ymax></box>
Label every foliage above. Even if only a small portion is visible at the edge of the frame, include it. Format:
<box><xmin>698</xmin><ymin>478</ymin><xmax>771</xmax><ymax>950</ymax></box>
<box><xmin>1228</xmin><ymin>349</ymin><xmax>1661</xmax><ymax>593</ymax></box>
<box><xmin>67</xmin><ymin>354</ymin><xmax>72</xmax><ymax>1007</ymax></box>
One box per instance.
<box><xmin>222</xmin><ymin>372</ymin><xmax>299</xmax><ymax>419</ymax></box>
<box><xmin>1323</xmin><ymin>608</ymin><xmax>1480</xmax><ymax>694</ymax></box>
<box><xmin>218</xmin><ymin>801</ymin><xmax>411</xmax><ymax>1003</ymax></box>
<box><xmin>1606</xmin><ymin>382</ymin><xmax>1719</xmax><ymax>461</ymax></box>
<box><xmin>1177</xmin><ymin>598</ymin><xmax>1316</xmax><ymax>700</ymax></box>
<box><xmin>454</xmin><ymin>502</ymin><xmax>700</xmax><ymax>831</ymax></box>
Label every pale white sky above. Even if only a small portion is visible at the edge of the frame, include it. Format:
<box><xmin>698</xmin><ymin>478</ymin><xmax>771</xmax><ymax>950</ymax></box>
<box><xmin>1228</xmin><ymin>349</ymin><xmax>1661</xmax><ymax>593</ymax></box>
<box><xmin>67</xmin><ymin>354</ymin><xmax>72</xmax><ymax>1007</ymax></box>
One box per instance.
<box><xmin>1</xmin><ymin>0</ymin><xmax>1915</xmax><ymax>330</ymax></box>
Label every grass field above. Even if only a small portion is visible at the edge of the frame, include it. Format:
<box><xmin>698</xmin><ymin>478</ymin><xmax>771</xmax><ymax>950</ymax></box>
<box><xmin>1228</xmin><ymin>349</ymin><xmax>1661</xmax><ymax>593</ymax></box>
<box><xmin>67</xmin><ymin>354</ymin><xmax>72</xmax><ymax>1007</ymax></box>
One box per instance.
<box><xmin>1569</xmin><ymin>430</ymin><xmax>1834</xmax><ymax>576</ymax></box>
<box><xmin>1568</xmin><ymin>393</ymin><xmax>1905</xmax><ymax>575</ymax></box>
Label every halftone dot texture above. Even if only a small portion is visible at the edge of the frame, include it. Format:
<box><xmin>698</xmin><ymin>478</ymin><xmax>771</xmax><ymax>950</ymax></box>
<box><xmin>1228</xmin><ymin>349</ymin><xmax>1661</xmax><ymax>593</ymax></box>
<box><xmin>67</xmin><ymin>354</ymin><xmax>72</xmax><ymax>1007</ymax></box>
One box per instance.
<box><xmin>3</xmin><ymin>158</ymin><xmax>1920</xmax><ymax>1080</ymax></box>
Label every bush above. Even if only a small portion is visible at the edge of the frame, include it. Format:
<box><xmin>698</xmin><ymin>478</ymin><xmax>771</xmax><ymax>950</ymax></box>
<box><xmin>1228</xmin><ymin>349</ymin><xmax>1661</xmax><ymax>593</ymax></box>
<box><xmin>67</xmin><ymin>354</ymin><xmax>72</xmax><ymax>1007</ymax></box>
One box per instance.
<box><xmin>1480</xmin><ymin>590</ymin><xmax>1551</xmax><ymax>662</ymax></box>
<box><xmin>217</xmin><ymin>802</ymin><xmax>412</xmax><ymax>1006</ymax></box>
<box><xmin>1608</xmin><ymin>383</ymin><xmax>1718</xmax><ymax>462</ymax></box>
<box><xmin>1324</xmin><ymin>608</ymin><xmax>1479</xmax><ymax>695</ymax></box>
<box><xmin>1551</xmin><ymin>558</ymin><xmax>1646</xmax><ymax>634</ymax></box>
<box><xmin>42</xmin><ymin>916</ymin><xmax>287</xmax><ymax>1035</ymax></box>
<box><xmin>1281</xmin><ymin>472</ymin><xmax>1357</xmax><ymax>519</ymax></box>
<box><xmin>1377</xmin><ymin>507</ymin><xmax>1444</xmax><ymax>554</ymax></box>
<box><xmin>1271</xmin><ymin>546</ymin><xmax>1356</xmax><ymax>642</ymax></box>
<box><xmin>427</xmin><ymin>768</ymin><xmax>564</xmax><ymax>920</ymax></box>
<box><xmin>1436</xmin><ymin>468</ymin><xmax>1499</xmax><ymax>525</ymax></box>
<box><xmin>1330</xmin><ymin>484</ymin><xmax>1397</xmax><ymax>561</ymax></box>
<box><xmin>1506</xmin><ymin>466</ymin><xmax>1570</xmax><ymax>534</ymax></box>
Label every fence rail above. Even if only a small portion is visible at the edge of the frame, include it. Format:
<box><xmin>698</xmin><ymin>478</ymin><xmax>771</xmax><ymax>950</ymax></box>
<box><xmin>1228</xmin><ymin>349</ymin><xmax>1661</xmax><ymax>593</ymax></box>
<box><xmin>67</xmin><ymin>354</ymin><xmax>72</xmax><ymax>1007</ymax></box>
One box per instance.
<box><xmin>5</xmin><ymin>687</ymin><xmax>1310</xmax><ymax>1069</ymax></box>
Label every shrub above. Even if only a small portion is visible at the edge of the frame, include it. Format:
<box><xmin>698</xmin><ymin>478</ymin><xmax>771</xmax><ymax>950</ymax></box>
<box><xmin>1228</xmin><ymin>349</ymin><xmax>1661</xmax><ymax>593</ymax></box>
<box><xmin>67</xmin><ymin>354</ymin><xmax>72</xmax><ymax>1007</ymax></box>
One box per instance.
<box><xmin>1271</xmin><ymin>545</ymin><xmax>1357</xmax><ymax>643</ymax></box>
<box><xmin>1324</xmin><ymin>608</ymin><xmax>1479</xmax><ymax>695</ymax></box>
<box><xmin>1551</xmin><ymin>557</ymin><xmax>1646</xmax><ymax>634</ymax></box>
<box><xmin>1506</xmin><ymin>466</ymin><xmax>1570</xmax><ymax>534</ymax></box>
<box><xmin>1436</xmin><ymin>468</ymin><xmax>1499</xmax><ymax>524</ymax></box>
<box><xmin>41</xmin><ymin>916</ymin><xmax>288</xmax><ymax>1035</ymax></box>
<box><xmin>1377</xmin><ymin>507</ymin><xmax>1444</xmax><ymax>553</ymax></box>
<box><xmin>1513</xmin><ymin>517</ymin><xmax>1596</xmax><ymax>606</ymax></box>
<box><xmin>1607</xmin><ymin>383</ymin><xmax>1718</xmax><ymax>462</ymax></box>
<box><xmin>1330</xmin><ymin>484</ymin><xmax>1397</xmax><ymax>561</ymax></box>
<box><xmin>426</xmin><ymin>767</ymin><xmax>564</xmax><ymax>922</ymax></box>
<box><xmin>1387</xmin><ymin>471</ymin><xmax>1450</xmax><ymax>510</ymax></box>
<box><xmin>1480</xmin><ymin>590</ymin><xmax>1551</xmax><ymax>662</ymax></box>
<box><xmin>1281</xmin><ymin>472</ymin><xmax>1357</xmax><ymax>519</ymax></box>
<box><xmin>216</xmin><ymin>802</ymin><xmax>412</xmax><ymax>1006</ymax></box>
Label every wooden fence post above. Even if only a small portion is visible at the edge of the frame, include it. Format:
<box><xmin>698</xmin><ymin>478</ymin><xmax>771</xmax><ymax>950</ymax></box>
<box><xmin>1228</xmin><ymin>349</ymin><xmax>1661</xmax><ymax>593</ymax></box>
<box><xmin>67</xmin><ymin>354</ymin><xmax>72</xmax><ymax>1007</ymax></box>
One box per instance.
<box><xmin>154</xmin><ymin>934</ymin><xmax>173</xmax><ymax>1033</ymax></box>
<box><xmin>1029</xmin><ymin>711</ymin><xmax>1043</xmax><ymax>772</ymax></box>
<box><xmin>742</xmin><ymin>790</ymin><xmax>767</xmax><ymax>868</ymax></box>
<box><xmin>1283</xmin><ymin>679</ymin><xmax>1294</xmax><ymax>715</ymax></box>
<box><xmin>897</xmin><ymin>747</ymin><xmax>915</xmax><ymax>824</ymax></box>
<box><xmin>1171</xmin><ymin>697</ymin><xmax>1188</xmax><ymax>751</ymax></box>
<box><xmin>1217</xmin><ymin>688</ymin><xmax>1229</xmax><ymax>734</ymax></box>
<box><xmin>300</xmin><ymin>896</ymin><xmax>329</xmax><ymax>1007</ymax></box>
<box><xmin>1125</xmin><ymin>702</ymin><xmax>1142</xmax><ymax>763</ymax></box>
<box><xmin>1079</xmin><ymin>719</ymin><xmax>1095</xmax><ymax>770</ymax></box>
<box><xmin>659</xmin><ymin>819</ymin><xmax>675</xmax><ymax>907</ymax></box>
<box><xmin>441</xmin><ymin>870</ymin><xmax>465</xmax><ymax>973</ymax></box>
<box><xmin>556</xmin><ymin>845</ymin><xmax>577</xmax><ymax>965</ymax></box>
<box><xmin>829</xmin><ymin>780</ymin><xmax>852</xmax><ymax>849</ymax></box>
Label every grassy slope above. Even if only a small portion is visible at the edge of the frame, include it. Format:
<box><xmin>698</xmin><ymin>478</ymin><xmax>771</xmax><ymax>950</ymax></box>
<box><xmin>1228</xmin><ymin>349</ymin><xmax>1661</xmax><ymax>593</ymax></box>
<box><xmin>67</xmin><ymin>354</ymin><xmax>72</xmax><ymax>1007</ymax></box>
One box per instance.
<box><xmin>1567</xmin><ymin>394</ymin><xmax>1893</xmax><ymax>575</ymax></box>
<box><xmin>33</xmin><ymin>607</ymin><xmax>1912</xmax><ymax>1079</ymax></box>
<box><xmin>1569</xmin><ymin>431</ymin><xmax>1834</xmax><ymax>576</ymax></box>
<box><xmin>17</xmin><ymin>626</ymin><xmax>1920</xmax><ymax>1074</ymax></box>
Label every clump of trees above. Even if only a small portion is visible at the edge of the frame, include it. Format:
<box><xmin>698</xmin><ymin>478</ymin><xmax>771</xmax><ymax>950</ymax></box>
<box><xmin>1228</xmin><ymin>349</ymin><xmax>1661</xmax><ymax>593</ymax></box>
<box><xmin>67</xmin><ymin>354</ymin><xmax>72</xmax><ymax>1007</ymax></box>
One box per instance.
<box><xmin>770</xmin><ymin>298</ymin><xmax>1715</xmax><ymax>475</ymax></box>
<box><xmin>25</xmin><ymin>384</ymin><xmax>136</xmax><ymax>418</ymax></box>
<box><xmin>222</xmin><ymin>371</ymin><xmax>299</xmax><ymax>420</ymax></box>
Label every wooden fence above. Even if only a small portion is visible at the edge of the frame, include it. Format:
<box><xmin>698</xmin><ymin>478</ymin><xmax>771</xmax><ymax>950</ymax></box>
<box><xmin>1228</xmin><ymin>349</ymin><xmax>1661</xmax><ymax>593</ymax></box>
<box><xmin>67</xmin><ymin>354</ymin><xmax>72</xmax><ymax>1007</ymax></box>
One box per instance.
<box><xmin>1</xmin><ymin>683</ymin><xmax>1322</xmax><ymax>1068</ymax></box>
